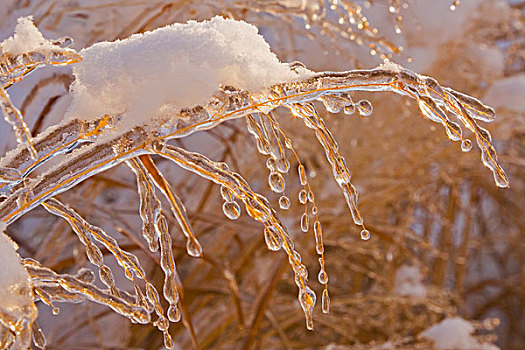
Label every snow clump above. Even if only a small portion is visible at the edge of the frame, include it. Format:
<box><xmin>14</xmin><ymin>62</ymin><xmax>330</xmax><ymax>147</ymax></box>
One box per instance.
<box><xmin>420</xmin><ymin>317</ymin><xmax>500</xmax><ymax>350</ymax></box>
<box><xmin>393</xmin><ymin>265</ymin><xmax>426</xmax><ymax>298</ymax></box>
<box><xmin>67</xmin><ymin>16</ymin><xmax>312</xmax><ymax>124</ymax></box>
<box><xmin>1</xmin><ymin>16</ymin><xmax>54</xmax><ymax>56</ymax></box>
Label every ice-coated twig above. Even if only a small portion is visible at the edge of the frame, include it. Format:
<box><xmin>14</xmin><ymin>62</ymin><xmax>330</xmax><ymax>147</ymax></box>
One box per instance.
<box><xmin>0</xmin><ymin>22</ymin><xmax>509</xmax><ymax>342</ymax></box>
<box><xmin>148</xmin><ymin>141</ymin><xmax>317</xmax><ymax>330</ymax></box>
<box><xmin>41</xmin><ymin>197</ymin><xmax>177</xmax><ymax>348</ymax></box>
<box><xmin>0</xmin><ymin>64</ymin><xmax>508</xmax><ymax>333</ymax></box>
<box><xmin>42</xmin><ymin>199</ymin><xmax>122</xmax><ymax>297</ymax></box>
<box><xmin>0</xmin><ymin>87</ymin><xmax>38</xmax><ymax>159</ymax></box>
<box><xmin>287</xmin><ymin>102</ymin><xmax>366</xmax><ymax>230</ymax></box>
<box><xmin>126</xmin><ymin>157</ymin><xmax>182</xmax><ymax>327</ymax></box>
<box><xmin>0</xmin><ymin>65</ymin><xmax>507</xmax><ymax>334</ymax></box>
<box><xmin>1</xmin><ymin>17</ymin><xmax>81</xmax><ymax>159</ymax></box>
<box><xmin>23</xmin><ymin>258</ymin><xmax>150</xmax><ymax>324</ymax></box>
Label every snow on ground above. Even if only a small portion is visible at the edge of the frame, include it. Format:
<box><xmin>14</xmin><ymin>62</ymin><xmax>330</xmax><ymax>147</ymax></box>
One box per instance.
<box><xmin>393</xmin><ymin>265</ymin><xmax>426</xmax><ymax>298</ymax></box>
<box><xmin>67</xmin><ymin>16</ymin><xmax>312</xmax><ymax>125</ymax></box>
<box><xmin>420</xmin><ymin>317</ymin><xmax>500</xmax><ymax>350</ymax></box>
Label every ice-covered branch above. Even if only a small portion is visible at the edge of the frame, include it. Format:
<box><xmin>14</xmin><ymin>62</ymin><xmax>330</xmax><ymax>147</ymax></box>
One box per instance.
<box><xmin>0</xmin><ymin>15</ymin><xmax>509</xmax><ymax>349</ymax></box>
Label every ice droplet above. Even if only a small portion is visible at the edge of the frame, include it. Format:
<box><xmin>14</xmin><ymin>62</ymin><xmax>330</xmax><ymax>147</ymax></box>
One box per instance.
<box><xmin>357</xmin><ymin>100</ymin><xmax>373</xmax><ymax>117</ymax></box>
<box><xmin>268</xmin><ymin>172</ymin><xmax>285</xmax><ymax>193</ymax></box>
<box><xmin>167</xmin><ymin>304</ymin><xmax>181</xmax><ymax>322</ymax></box>
<box><xmin>220</xmin><ymin>186</ymin><xmax>233</xmax><ymax>202</ymax></box>
<box><xmin>314</xmin><ymin>220</ymin><xmax>324</xmax><ymax>254</ymax></box>
<box><xmin>279</xmin><ymin>195</ymin><xmax>291</xmax><ymax>209</ymax></box>
<box><xmin>322</xmin><ymin>288</ymin><xmax>330</xmax><ymax>313</ymax></box>
<box><xmin>308</xmin><ymin>190</ymin><xmax>315</xmax><ymax>203</ymax></box>
<box><xmin>299</xmin><ymin>286</ymin><xmax>316</xmax><ymax>331</ymax></box>
<box><xmin>360</xmin><ymin>229</ymin><xmax>371</xmax><ymax>241</ymax></box>
<box><xmin>301</xmin><ymin>213</ymin><xmax>309</xmax><ymax>232</ymax></box>
<box><xmin>318</xmin><ymin>269</ymin><xmax>328</xmax><ymax>284</ymax></box>
<box><xmin>461</xmin><ymin>139</ymin><xmax>472</xmax><ymax>152</ymax></box>
<box><xmin>264</xmin><ymin>226</ymin><xmax>282</xmax><ymax>251</ymax></box>
<box><xmin>266</xmin><ymin>157</ymin><xmax>276</xmax><ymax>171</ymax></box>
<box><xmin>343</xmin><ymin>104</ymin><xmax>356</xmax><ymax>115</ymax></box>
<box><xmin>222</xmin><ymin>201</ymin><xmax>241</xmax><ymax>220</ymax></box>
<box><xmin>31</xmin><ymin>323</ymin><xmax>46</xmax><ymax>349</ymax></box>
<box><xmin>298</xmin><ymin>189</ymin><xmax>308</xmax><ymax>204</ymax></box>
<box><xmin>276</xmin><ymin>158</ymin><xmax>290</xmax><ymax>173</ymax></box>
<box><xmin>186</xmin><ymin>238</ymin><xmax>203</xmax><ymax>257</ymax></box>
<box><xmin>298</xmin><ymin>287</ymin><xmax>316</xmax><ymax>330</ymax></box>
<box><xmin>298</xmin><ymin>164</ymin><xmax>308</xmax><ymax>185</ymax></box>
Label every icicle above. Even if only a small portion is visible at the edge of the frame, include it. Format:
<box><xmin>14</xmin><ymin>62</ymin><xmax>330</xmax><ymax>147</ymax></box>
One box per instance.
<box><xmin>42</xmin><ymin>200</ymin><xmax>122</xmax><ymax>297</ymax></box>
<box><xmin>259</xmin><ymin>113</ymin><xmax>287</xmax><ymax>172</ymax></box>
<box><xmin>444</xmin><ymin>87</ymin><xmax>495</xmax><ymax>122</ymax></box>
<box><xmin>33</xmin><ymin>288</ymin><xmax>59</xmax><ymax>315</ymax></box>
<box><xmin>287</xmin><ymin>103</ymin><xmax>366</xmax><ymax>227</ymax></box>
<box><xmin>151</xmin><ymin>142</ymin><xmax>317</xmax><ymax>330</ymax></box>
<box><xmin>40</xmin><ymin>198</ymin><xmax>178</xmax><ymax>345</ymax></box>
<box><xmin>246</xmin><ymin>114</ymin><xmax>271</xmax><ymax>156</ymax></box>
<box><xmin>154</xmin><ymin>214</ymin><xmax>181</xmax><ymax>328</ymax></box>
<box><xmin>298</xmin><ymin>287</ymin><xmax>316</xmax><ymax>330</ymax></box>
<box><xmin>31</xmin><ymin>322</ymin><xmax>45</xmax><ymax>349</ymax></box>
<box><xmin>24</xmin><ymin>261</ymin><xmax>150</xmax><ymax>324</ymax></box>
<box><xmin>441</xmin><ymin>93</ymin><xmax>509</xmax><ymax>188</ymax></box>
<box><xmin>126</xmin><ymin>159</ymin><xmax>161</xmax><ymax>252</ymax></box>
<box><xmin>136</xmin><ymin>155</ymin><xmax>203</xmax><ymax>258</ymax></box>
<box><xmin>42</xmin><ymin>199</ymin><xmax>148</xmax><ymax>282</ymax></box>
